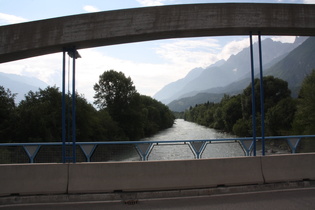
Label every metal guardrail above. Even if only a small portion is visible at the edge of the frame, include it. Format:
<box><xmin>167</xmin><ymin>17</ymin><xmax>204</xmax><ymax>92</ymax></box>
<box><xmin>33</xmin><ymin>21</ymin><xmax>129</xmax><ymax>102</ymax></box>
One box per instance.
<box><xmin>0</xmin><ymin>135</ymin><xmax>314</xmax><ymax>164</ymax></box>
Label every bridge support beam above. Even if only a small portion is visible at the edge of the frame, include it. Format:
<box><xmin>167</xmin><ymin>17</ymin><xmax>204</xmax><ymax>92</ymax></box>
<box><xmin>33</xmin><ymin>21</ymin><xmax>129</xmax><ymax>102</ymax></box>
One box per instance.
<box><xmin>249</xmin><ymin>32</ymin><xmax>266</xmax><ymax>156</ymax></box>
<box><xmin>249</xmin><ymin>32</ymin><xmax>257</xmax><ymax>156</ymax></box>
<box><xmin>258</xmin><ymin>32</ymin><xmax>266</xmax><ymax>156</ymax></box>
<box><xmin>62</xmin><ymin>47</ymin><xmax>80</xmax><ymax>163</ymax></box>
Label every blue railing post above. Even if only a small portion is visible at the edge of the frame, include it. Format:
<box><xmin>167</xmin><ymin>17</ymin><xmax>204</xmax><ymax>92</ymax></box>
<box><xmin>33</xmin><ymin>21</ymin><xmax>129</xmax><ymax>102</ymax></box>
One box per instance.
<box><xmin>287</xmin><ymin>138</ymin><xmax>302</xmax><ymax>153</ymax></box>
<box><xmin>249</xmin><ymin>32</ymin><xmax>257</xmax><ymax>156</ymax></box>
<box><xmin>239</xmin><ymin>140</ymin><xmax>254</xmax><ymax>156</ymax></box>
<box><xmin>189</xmin><ymin>141</ymin><xmax>208</xmax><ymax>159</ymax></box>
<box><xmin>135</xmin><ymin>143</ymin><xmax>154</xmax><ymax>161</ymax></box>
<box><xmin>72</xmin><ymin>47</ymin><xmax>77</xmax><ymax>163</ymax></box>
<box><xmin>23</xmin><ymin>145</ymin><xmax>41</xmax><ymax>163</ymax></box>
<box><xmin>258</xmin><ymin>32</ymin><xmax>266</xmax><ymax>156</ymax></box>
<box><xmin>80</xmin><ymin>144</ymin><xmax>97</xmax><ymax>162</ymax></box>
<box><xmin>62</xmin><ymin>49</ymin><xmax>66</xmax><ymax>163</ymax></box>
<box><xmin>61</xmin><ymin>47</ymin><xmax>80</xmax><ymax>163</ymax></box>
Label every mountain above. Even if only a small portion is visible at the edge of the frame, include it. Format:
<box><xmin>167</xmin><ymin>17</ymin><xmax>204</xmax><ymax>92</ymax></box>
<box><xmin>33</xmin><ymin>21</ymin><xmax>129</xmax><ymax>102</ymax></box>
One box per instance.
<box><xmin>167</xmin><ymin>37</ymin><xmax>315</xmax><ymax>112</ymax></box>
<box><xmin>168</xmin><ymin>92</ymin><xmax>225</xmax><ymax>112</ymax></box>
<box><xmin>264</xmin><ymin>37</ymin><xmax>315</xmax><ymax>97</ymax></box>
<box><xmin>154</xmin><ymin>37</ymin><xmax>307</xmax><ymax>105</ymax></box>
<box><xmin>153</xmin><ymin>67</ymin><xmax>204</xmax><ymax>103</ymax></box>
<box><xmin>0</xmin><ymin>72</ymin><xmax>48</xmax><ymax>104</ymax></box>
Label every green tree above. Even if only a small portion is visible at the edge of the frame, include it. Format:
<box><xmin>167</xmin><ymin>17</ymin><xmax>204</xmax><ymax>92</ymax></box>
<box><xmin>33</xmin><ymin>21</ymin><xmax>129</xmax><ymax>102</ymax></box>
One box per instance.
<box><xmin>292</xmin><ymin>70</ymin><xmax>315</xmax><ymax>152</ymax></box>
<box><xmin>75</xmin><ymin>95</ymin><xmax>123</xmax><ymax>141</ymax></box>
<box><xmin>185</xmin><ymin>76</ymin><xmax>294</xmax><ymax>137</ymax></box>
<box><xmin>93</xmin><ymin>109</ymin><xmax>127</xmax><ymax>141</ymax></box>
<box><xmin>222</xmin><ymin>95</ymin><xmax>242</xmax><ymax>132</ymax></box>
<box><xmin>0</xmin><ymin>86</ymin><xmax>17</xmax><ymax>142</ymax></box>
<box><xmin>241</xmin><ymin>76</ymin><xmax>291</xmax><ymax>118</ymax></box>
<box><xmin>94</xmin><ymin>70</ymin><xmax>137</xmax><ymax>110</ymax></box>
<box><xmin>94</xmin><ymin>70</ymin><xmax>174</xmax><ymax>140</ymax></box>
<box><xmin>293</xmin><ymin>70</ymin><xmax>315</xmax><ymax>134</ymax></box>
<box><xmin>239</xmin><ymin>76</ymin><xmax>292</xmax><ymax>136</ymax></box>
<box><xmin>15</xmin><ymin>86</ymin><xmax>116</xmax><ymax>142</ymax></box>
<box><xmin>16</xmin><ymin>86</ymin><xmax>62</xmax><ymax>142</ymax></box>
<box><xmin>233</xmin><ymin>118</ymin><xmax>251</xmax><ymax>137</ymax></box>
<box><xmin>265</xmin><ymin>98</ymin><xmax>296</xmax><ymax>136</ymax></box>
<box><xmin>213</xmin><ymin>107</ymin><xmax>225</xmax><ymax>130</ymax></box>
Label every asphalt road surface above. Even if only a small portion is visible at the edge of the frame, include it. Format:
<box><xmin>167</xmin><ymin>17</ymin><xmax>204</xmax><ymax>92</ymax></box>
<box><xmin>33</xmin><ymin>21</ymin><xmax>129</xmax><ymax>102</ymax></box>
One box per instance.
<box><xmin>1</xmin><ymin>188</ymin><xmax>315</xmax><ymax>210</ymax></box>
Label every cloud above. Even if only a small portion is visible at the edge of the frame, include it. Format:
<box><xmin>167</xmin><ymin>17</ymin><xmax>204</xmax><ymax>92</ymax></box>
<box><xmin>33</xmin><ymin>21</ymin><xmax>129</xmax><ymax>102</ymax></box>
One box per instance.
<box><xmin>218</xmin><ymin>38</ymin><xmax>252</xmax><ymax>60</ymax></box>
<box><xmin>270</xmin><ymin>36</ymin><xmax>296</xmax><ymax>43</ymax></box>
<box><xmin>0</xmin><ymin>53</ymin><xmax>61</xmax><ymax>86</ymax></box>
<box><xmin>155</xmin><ymin>37</ymin><xmax>255</xmax><ymax>69</ymax></box>
<box><xmin>136</xmin><ymin>0</ymin><xmax>167</xmax><ymax>6</ymax></box>
<box><xmin>83</xmin><ymin>5</ymin><xmax>101</xmax><ymax>13</ymax></box>
<box><xmin>0</xmin><ymin>32</ymin><xmax>298</xmax><ymax>101</ymax></box>
<box><xmin>75</xmin><ymin>48</ymin><xmax>184</xmax><ymax>100</ymax></box>
<box><xmin>155</xmin><ymin>38</ymin><xmax>221</xmax><ymax>68</ymax></box>
<box><xmin>303</xmin><ymin>0</ymin><xmax>315</xmax><ymax>3</ymax></box>
<box><xmin>0</xmin><ymin>13</ymin><xmax>28</xmax><ymax>25</ymax></box>
<box><xmin>0</xmin><ymin>47</ymin><xmax>184</xmax><ymax>102</ymax></box>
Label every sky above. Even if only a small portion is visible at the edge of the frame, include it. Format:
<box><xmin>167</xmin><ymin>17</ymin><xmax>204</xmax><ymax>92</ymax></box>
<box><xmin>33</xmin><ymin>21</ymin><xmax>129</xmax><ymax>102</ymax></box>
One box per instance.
<box><xmin>0</xmin><ymin>0</ymin><xmax>314</xmax><ymax>103</ymax></box>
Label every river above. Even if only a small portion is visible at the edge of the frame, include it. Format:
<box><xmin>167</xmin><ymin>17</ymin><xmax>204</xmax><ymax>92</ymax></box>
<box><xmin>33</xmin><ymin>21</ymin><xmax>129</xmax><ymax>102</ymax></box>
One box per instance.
<box><xmin>124</xmin><ymin>119</ymin><xmax>245</xmax><ymax>161</ymax></box>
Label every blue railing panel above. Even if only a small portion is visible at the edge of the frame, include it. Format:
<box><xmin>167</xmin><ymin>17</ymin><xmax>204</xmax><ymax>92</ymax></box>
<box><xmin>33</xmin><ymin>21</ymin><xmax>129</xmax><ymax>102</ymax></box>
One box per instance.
<box><xmin>0</xmin><ymin>135</ymin><xmax>314</xmax><ymax>164</ymax></box>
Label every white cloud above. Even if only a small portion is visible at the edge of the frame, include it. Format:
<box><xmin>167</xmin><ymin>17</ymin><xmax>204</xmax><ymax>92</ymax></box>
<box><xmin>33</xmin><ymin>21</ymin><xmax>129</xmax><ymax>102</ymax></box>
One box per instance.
<box><xmin>270</xmin><ymin>36</ymin><xmax>296</xmax><ymax>43</ymax></box>
<box><xmin>83</xmin><ymin>5</ymin><xmax>101</xmax><ymax>13</ymax></box>
<box><xmin>277</xmin><ymin>0</ymin><xmax>313</xmax><ymax>2</ymax></box>
<box><xmin>76</xmin><ymin>48</ymin><xmax>184</xmax><ymax>100</ymax></box>
<box><xmin>0</xmin><ymin>35</ymin><xmax>297</xmax><ymax>101</ymax></box>
<box><xmin>136</xmin><ymin>0</ymin><xmax>167</xmax><ymax>6</ymax></box>
<box><xmin>74</xmin><ymin>37</ymin><xmax>258</xmax><ymax>98</ymax></box>
<box><xmin>155</xmin><ymin>37</ymin><xmax>254</xmax><ymax>69</ymax></box>
<box><xmin>155</xmin><ymin>38</ymin><xmax>221</xmax><ymax>69</ymax></box>
<box><xmin>0</xmin><ymin>13</ymin><xmax>28</xmax><ymax>25</ymax></box>
<box><xmin>0</xmin><ymin>53</ymin><xmax>61</xmax><ymax>86</ymax></box>
<box><xmin>218</xmin><ymin>38</ymin><xmax>252</xmax><ymax>60</ymax></box>
<box><xmin>0</xmin><ymin>33</ymin><xmax>293</xmax><ymax>100</ymax></box>
<box><xmin>0</xmin><ymin>47</ymin><xmax>185</xmax><ymax>102</ymax></box>
<box><xmin>303</xmin><ymin>0</ymin><xmax>315</xmax><ymax>3</ymax></box>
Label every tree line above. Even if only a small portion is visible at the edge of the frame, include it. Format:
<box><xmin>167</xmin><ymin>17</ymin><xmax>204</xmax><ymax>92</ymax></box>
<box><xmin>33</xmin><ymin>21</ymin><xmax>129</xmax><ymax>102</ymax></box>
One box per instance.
<box><xmin>0</xmin><ymin>70</ymin><xmax>175</xmax><ymax>143</ymax></box>
<box><xmin>184</xmin><ymin>71</ymin><xmax>315</xmax><ymax>140</ymax></box>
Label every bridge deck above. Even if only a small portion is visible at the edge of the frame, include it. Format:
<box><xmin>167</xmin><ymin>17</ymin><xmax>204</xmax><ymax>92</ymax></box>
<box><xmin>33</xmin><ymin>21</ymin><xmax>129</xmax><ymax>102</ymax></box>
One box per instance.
<box><xmin>1</xmin><ymin>3</ymin><xmax>315</xmax><ymax>63</ymax></box>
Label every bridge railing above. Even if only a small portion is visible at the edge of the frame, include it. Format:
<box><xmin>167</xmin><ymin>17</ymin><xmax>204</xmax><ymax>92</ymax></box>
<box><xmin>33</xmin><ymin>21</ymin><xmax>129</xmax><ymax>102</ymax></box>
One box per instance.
<box><xmin>0</xmin><ymin>135</ymin><xmax>314</xmax><ymax>164</ymax></box>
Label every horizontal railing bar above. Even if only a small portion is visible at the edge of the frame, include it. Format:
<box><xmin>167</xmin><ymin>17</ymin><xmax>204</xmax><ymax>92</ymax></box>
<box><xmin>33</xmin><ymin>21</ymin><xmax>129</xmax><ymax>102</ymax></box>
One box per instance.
<box><xmin>1</xmin><ymin>135</ymin><xmax>315</xmax><ymax>147</ymax></box>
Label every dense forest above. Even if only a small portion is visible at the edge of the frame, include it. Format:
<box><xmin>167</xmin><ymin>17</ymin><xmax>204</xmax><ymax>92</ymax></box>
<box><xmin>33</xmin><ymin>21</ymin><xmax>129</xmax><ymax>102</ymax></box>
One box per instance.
<box><xmin>184</xmin><ymin>71</ymin><xmax>315</xmax><ymax>150</ymax></box>
<box><xmin>0</xmin><ymin>70</ymin><xmax>175</xmax><ymax>143</ymax></box>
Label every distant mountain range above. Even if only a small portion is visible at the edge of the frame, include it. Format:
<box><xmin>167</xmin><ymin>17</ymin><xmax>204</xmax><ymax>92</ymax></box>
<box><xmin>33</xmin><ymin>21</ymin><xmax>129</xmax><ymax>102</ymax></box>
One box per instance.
<box><xmin>154</xmin><ymin>37</ymin><xmax>315</xmax><ymax>112</ymax></box>
<box><xmin>154</xmin><ymin>37</ymin><xmax>306</xmax><ymax>105</ymax></box>
<box><xmin>0</xmin><ymin>72</ymin><xmax>48</xmax><ymax>104</ymax></box>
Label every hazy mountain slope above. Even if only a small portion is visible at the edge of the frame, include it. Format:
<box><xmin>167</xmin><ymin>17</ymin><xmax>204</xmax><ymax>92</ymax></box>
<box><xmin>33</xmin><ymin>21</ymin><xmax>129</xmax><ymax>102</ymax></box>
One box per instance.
<box><xmin>264</xmin><ymin>37</ymin><xmax>315</xmax><ymax>97</ymax></box>
<box><xmin>154</xmin><ymin>37</ymin><xmax>306</xmax><ymax>104</ymax></box>
<box><xmin>0</xmin><ymin>72</ymin><xmax>48</xmax><ymax>104</ymax></box>
<box><xmin>167</xmin><ymin>78</ymin><xmax>249</xmax><ymax>112</ymax></box>
<box><xmin>168</xmin><ymin>37</ymin><xmax>314</xmax><ymax>112</ymax></box>
<box><xmin>153</xmin><ymin>67</ymin><xmax>203</xmax><ymax>103</ymax></box>
<box><xmin>168</xmin><ymin>92</ymin><xmax>225</xmax><ymax>112</ymax></box>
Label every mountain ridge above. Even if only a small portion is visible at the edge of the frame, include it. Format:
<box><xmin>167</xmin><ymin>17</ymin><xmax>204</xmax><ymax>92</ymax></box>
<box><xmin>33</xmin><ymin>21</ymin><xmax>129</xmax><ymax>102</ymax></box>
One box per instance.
<box><xmin>154</xmin><ymin>37</ymin><xmax>307</xmax><ymax>105</ymax></box>
<box><xmin>166</xmin><ymin>37</ymin><xmax>314</xmax><ymax>112</ymax></box>
<box><xmin>0</xmin><ymin>72</ymin><xmax>48</xmax><ymax>104</ymax></box>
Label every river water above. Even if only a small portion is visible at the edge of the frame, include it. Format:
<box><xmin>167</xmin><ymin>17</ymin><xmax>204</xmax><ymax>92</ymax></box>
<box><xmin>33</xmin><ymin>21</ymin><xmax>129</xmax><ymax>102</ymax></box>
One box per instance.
<box><xmin>124</xmin><ymin>119</ymin><xmax>245</xmax><ymax>161</ymax></box>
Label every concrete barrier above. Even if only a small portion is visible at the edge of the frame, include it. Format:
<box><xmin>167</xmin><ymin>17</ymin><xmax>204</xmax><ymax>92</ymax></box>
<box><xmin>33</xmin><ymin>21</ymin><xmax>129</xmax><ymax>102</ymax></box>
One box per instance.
<box><xmin>0</xmin><ymin>163</ymin><xmax>68</xmax><ymax>196</ymax></box>
<box><xmin>1</xmin><ymin>154</ymin><xmax>314</xmax><ymax>197</ymax></box>
<box><xmin>68</xmin><ymin>157</ymin><xmax>264</xmax><ymax>194</ymax></box>
<box><xmin>261</xmin><ymin>153</ymin><xmax>315</xmax><ymax>183</ymax></box>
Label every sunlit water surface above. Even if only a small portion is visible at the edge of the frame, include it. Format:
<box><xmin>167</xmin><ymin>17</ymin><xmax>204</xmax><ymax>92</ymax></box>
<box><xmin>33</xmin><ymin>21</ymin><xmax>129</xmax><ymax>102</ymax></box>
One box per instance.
<box><xmin>124</xmin><ymin>119</ymin><xmax>245</xmax><ymax>161</ymax></box>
